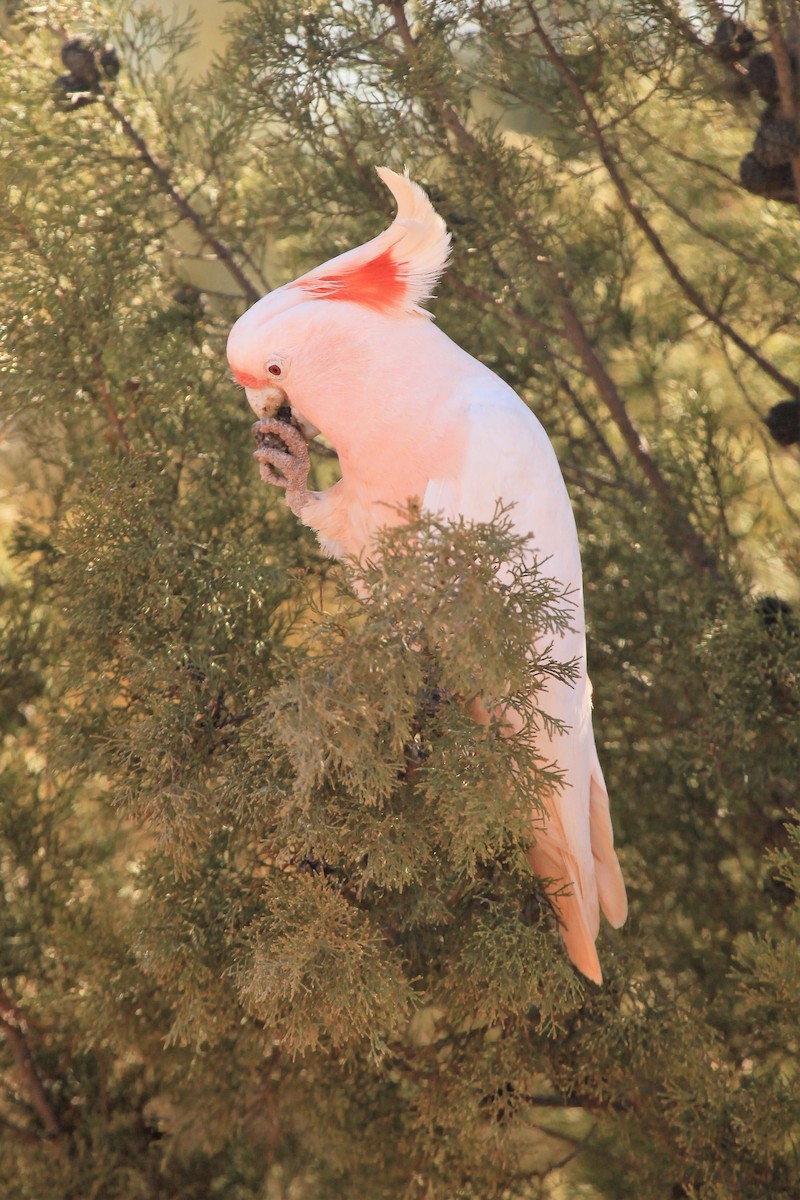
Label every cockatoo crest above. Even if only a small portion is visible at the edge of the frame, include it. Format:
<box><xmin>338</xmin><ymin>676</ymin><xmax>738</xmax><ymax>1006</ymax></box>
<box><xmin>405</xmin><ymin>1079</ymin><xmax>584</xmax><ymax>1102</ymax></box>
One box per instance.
<box><xmin>287</xmin><ymin>167</ymin><xmax>451</xmax><ymax>316</ymax></box>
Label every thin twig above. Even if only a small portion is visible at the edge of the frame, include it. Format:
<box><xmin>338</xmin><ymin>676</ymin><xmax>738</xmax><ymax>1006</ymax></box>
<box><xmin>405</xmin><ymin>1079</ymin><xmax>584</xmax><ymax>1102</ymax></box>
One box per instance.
<box><xmin>525</xmin><ymin>0</ymin><xmax>800</xmax><ymax>401</ymax></box>
<box><xmin>383</xmin><ymin>0</ymin><xmax>475</xmax><ymax>155</ymax></box>
<box><xmin>104</xmin><ymin>97</ymin><xmax>263</xmax><ymax>306</ymax></box>
<box><xmin>385</xmin><ymin>0</ymin><xmax>716</xmax><ymax>573</ymax></box>
<box><xmin>556</xmin><ymin>372</ymin><xmax>631</xmax><ymax>482</ymax></box>
<box><xmin>0</xmin><ymin>989</ymin><xmax>64</xmax><ymax>1156</ymax></box>
<box><xmin>551</xmin><ymin>282</ymin><xmax>715</xmax><ymax>570</ymax></box>
<box><xmin>0</xmin><ymin>1112</ymin><xmax>43</xmax><ymax>1144</ymax></box>
<box><xmin>627</xmin><ymin>161</ymin><xmax>800</xmax><ymax>291</ymax></box>
<box><xmin>92</xmin><ymin>354</ymin><xmax>132</xmax><ymax>455</ymax></box>
<box><xmin>448</xmin><ymin>273</ymin><xmax>564</xmax><ymax>341</ymax></box>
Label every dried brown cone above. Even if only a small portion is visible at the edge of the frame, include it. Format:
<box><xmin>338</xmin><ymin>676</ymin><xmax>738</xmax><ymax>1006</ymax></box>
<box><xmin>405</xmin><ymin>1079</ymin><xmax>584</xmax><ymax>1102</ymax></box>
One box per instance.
<box><xmin>753</xmin><ymin>105</ymin><xmax>800</xmax><ymax>167</ymax></box>
<box><xmin>754</xmin><ymin>596</ymin><xmax>796</xmax><ymax>633</ymax></box>
<box><xmin>52</xmin><ymin>75</ymin><xmax>98</xmax><ymax>110</ymax></box>
<box><xmin>99</xmin><ymin>44</ymin><xmax>121</xmax><ymax>79</ymax></box>
<box><xmin>61</xmin><ymin>37</ymin><xmax>100</xmax><ymax>88</ymax></box>
<box><xmin>739</xmin><ymin>152</ymin><xmax>796</xmax><ymax>200</ymax></box>
<box><xmin>747</xmin><ymin>52</ymin><xmax>781</xmax><ymax>102</ymax></box>
<box><xmin>765</xmin><ymin>399</ymin><xmax>800</xmax><ymax>447</ymax></box>
<box><xmin>713</xmin><ymin>18</ymin><xmax>755</xmax><ymax>64</ymax></box>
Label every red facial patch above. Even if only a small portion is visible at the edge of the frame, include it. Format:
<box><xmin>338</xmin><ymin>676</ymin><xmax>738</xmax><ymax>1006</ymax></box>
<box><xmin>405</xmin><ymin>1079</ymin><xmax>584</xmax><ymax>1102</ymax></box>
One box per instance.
<box><xmin>231</xmin><ymin>368</ymin><xmax>268</xmax><ymax>389</ymax></box>
<box><xmin>290</xmin><ymin>247</ymin><xmax>406</xmax><ymax>312</ymax></box>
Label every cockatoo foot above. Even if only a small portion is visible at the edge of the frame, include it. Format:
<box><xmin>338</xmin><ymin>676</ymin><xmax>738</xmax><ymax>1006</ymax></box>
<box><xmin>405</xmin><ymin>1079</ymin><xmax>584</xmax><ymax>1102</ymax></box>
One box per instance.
<box><xmin>252</xmin><ymin>417</ymin><xmax>313</xmax><ymax>515</ymax></box>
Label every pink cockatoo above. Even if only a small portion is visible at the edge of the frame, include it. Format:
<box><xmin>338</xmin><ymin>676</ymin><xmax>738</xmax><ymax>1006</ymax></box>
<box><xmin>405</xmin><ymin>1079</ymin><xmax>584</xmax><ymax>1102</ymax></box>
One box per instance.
<box><xmin>227</xmin><ymin>167</ymin><xmax>627</xmax><ymax>983</ymax></box>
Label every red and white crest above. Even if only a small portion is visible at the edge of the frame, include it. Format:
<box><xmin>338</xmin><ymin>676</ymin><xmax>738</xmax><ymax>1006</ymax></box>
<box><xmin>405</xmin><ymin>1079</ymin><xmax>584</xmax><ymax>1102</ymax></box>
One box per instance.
<box><xmin>287</xmin><ymin>167</ymin><xmax>451</xmax><ymax>316</ymax></box>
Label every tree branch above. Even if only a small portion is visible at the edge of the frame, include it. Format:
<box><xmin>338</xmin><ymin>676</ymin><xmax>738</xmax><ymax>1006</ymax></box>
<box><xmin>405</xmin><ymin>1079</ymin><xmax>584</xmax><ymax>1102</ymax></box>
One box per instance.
<box><xmin>626</xmin><ymin>160</ymin><xmax>800</xmax><ymax>291</ymax></box>
<box><xmin>384</xmin><ymin>0</ymin><xmax>716</xmax><ymax>573</ymax></box>
<box><xmin>104</xmin><ymin>97</ymin><xmax>264</xmax><ymax>307</ymax></box>
<box><xmin>91</xmin><ymin>354</ymin><xmax>132</xmax><ymax>455</ymax></box>
<box><xmin>0</xmin><ymin>989</ymin><xmax>64</xmax><ymax>1156</ymax></box>
<box><xmin>551</xmin><ymin>282</ymin><xmax>715</xmax><ymax>570</ymax></box>
<box><xmin>765</xmin><ymin>4</ymin><xmax>800</xmax><ymax>207</ymax></box>
<box><xmin>0</xmin><ymin>1111</ymin><xmax>44</xmax><ymax>1145</ymax></box>
<box><xmin>383</xmin><ymin>0</ymin><xmax>476</xmax><ymax>155</ymax></box>
<box><xmin>556</xmin><ymin>372</ymin><xmax>634</xmax><ymax>484</ymax></box>
<box><xmin>525</xmin><ymin>0</ymin><xmax>799</xmax><ymax>401</ymax></box>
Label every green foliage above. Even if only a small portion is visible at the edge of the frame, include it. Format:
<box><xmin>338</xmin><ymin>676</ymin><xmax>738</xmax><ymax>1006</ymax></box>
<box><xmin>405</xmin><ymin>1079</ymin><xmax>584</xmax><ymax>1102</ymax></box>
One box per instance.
<box><xmin>1</xmin><ymin>1</ymin><xmax>799</xmax><ymax>1197</ymax></box>
<box><xmin>241</xmin><ymin>870</ymin><xmax>415</xmax><ymax>1057</ymax></box>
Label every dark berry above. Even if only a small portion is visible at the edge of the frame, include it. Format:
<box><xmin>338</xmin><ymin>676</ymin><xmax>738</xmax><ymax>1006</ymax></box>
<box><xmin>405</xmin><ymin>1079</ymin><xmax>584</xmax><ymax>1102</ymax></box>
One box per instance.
<box><xmin>52</xmin><ymin>75</ymin><xmax>98</xmax><ymax>110</ymax></box>
<box><xmin>765</xmin><ymin>399</ymin><xmax>800</xmax><ymax>446</ymax></box>
<box><xmin>713</xmin><ymin>18</ymin><xmax>755</xmax><ymax>63</ymax></box>
<box><xmin>99</xmin><ymin>44</ymin><xmax>121</xmax><ymax>79</ymax></box>
<box><xmin>753</xmin><ymin>105</ymin><xmax>800</xmax><ymax>167</ymax></box>
<box><xmin>61</xmin><ymin>37</ymin><xmax>99</xmax><ymax>87</ymax></box>
<box><xmin>746</xmin><ymin>52</ymin><xmax>797</xmax><ymax>103</ymax></box>
<box><xmin>754</xmin><ymin>596</ymin><xmax>796</xmax><ymax>632</ymax></box>
<box><xmin>739</xmin><ymin>152</ymin><xmax>795</xmax><ymax>200</ymax></box>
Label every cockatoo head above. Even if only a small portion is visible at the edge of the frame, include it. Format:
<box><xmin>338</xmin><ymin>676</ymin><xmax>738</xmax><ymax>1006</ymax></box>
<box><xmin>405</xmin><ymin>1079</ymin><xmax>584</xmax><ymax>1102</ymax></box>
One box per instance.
<box><xmin>226</xmin><ymin>167</ymin><xmax>451</xmax><ymax>450</ymax></box>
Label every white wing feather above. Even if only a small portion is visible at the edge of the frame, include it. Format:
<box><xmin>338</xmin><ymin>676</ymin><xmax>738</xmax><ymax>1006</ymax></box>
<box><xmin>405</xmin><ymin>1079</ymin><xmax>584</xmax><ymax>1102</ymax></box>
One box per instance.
<box><xmin>423</xmin><ymin>390</ymin><xmax>626</xmax><ymax>983</ymax></box>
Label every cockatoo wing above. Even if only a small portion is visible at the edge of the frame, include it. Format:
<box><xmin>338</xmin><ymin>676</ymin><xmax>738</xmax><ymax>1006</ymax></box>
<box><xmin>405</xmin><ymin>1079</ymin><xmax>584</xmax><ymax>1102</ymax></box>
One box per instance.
<box><xmin>423</xmin><ymin>387</ymin><xmax>626</xmax><ymax>983</ymax></box>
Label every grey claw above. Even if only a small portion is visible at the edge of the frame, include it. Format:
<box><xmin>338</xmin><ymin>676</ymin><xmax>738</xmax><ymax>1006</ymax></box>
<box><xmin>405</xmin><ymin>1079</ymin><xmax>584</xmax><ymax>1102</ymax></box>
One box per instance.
<box><xmin>251</xmin><ymin>416</ymin><xmax>311</xmax><ymax>505</ymax></box>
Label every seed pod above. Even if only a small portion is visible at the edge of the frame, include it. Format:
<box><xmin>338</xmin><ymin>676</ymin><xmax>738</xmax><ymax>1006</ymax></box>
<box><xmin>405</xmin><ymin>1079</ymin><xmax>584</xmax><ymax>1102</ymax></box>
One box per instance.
<box><xmin>739</xmin><ymin>152</ymin><xmax>795</xmax><ymax>199</ymax></box>
<box><xmin>100</xmin><ymin>44</ymin><xmax>121</xmax><ymax>79</ymax></box>
<box><xmin>61</xmin><ymin>37</ymin><xmax>99</xmax><ymax>87</ymax></box>
<box><xmin>713</xmin><ymin>18</ymin><xmax>755</xmax><ymax>64</ymax></box>
<box><xmin>171</xmin><ymin>283</ymin><xmax>205</xmax><ymax>322</ymax></box>
<box><xmin>754</xmin><ymin>596</ymin><xmax>796</xmax><ymax>633</ymax></box>
<box><xmin>54</xmin><ymin>72</ymin><xmax>82</xmax><ymax>95</ymax></box>
<box><xmin>747</xmin><ymin>52</ymin><xmax>780</xmax><ymax>103</ymax></box>
<box><xmin>765</xmin><ymin>399</ymin><xmax>800</xmax><ymax>446</ymax></box>
<box><xmin>52</xmin><ymin>74</ymin><xmax>98</xmax><ymax>110</ymax></box>
<box><xmin>753</xmin><ymin>105</ymin><xmax>800</xmax><ymax>167</ymax></box>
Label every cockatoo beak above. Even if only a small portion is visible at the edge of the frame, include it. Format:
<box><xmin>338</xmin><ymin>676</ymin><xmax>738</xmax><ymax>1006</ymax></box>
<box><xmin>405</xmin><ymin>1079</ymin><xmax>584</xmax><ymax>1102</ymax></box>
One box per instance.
<box><xmin>245</xmin><ymin>384</ymin><xmax>320</xmax><ymax>442</ymax></box>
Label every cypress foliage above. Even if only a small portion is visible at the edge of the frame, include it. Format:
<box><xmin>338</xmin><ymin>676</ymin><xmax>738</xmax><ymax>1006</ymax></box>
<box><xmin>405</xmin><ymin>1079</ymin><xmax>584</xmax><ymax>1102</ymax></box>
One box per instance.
<box><xmin>1</xmin><ymin>2</ymin><xmax>799</xmax><ymax>1196</ymax></box>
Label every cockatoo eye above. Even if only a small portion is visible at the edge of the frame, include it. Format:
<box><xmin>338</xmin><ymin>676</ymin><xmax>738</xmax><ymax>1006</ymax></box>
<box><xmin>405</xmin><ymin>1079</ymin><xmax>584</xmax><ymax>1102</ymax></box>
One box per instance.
<box><xmin>265</xmin><ymin>356</ymin><xmax>287</xmax><ymax>379</ymax></box>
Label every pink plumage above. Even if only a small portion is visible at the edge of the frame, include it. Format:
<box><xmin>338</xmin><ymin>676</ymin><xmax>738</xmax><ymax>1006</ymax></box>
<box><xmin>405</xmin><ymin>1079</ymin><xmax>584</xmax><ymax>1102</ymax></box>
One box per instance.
<box><xmin>227</xmin><ymin>167</ymin><xmax>627</xmax><ymax>983</ymax></box>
